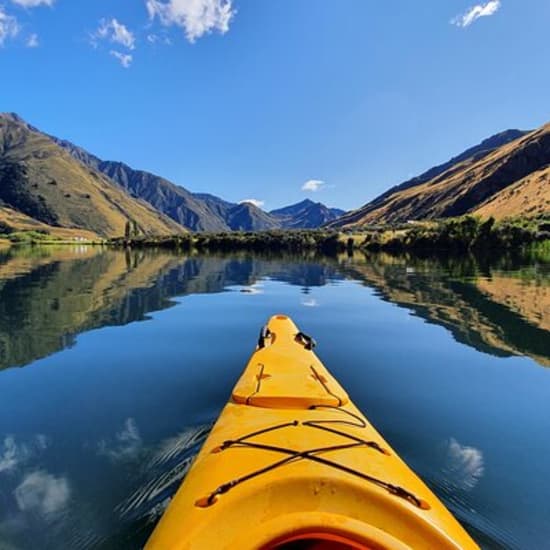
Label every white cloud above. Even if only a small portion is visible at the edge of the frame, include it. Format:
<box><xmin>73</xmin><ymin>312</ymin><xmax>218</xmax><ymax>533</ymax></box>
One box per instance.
<box><xmin>146</xmin><ymin>0</ymin><xmax>235</xmax><ymax>43</ymax></box>
<box><xmin>11</xmin><ymin>0</ymin><xmax>54</xmax><ymax>7</ymax></box>
<box><xmin>110</xmin><ymin>50</ymin><xmax>133</xmax><ymax>68</ymax></box>
<box><xmin>0</xmin><ymin>7</ymin><xmax>19</xmax><ymax>46</ymax></box>
<box><xmin>445</xmin><ymin>438</ymin><xmax>485</xmax><ymax>490</ymax></box>
<box><xmin>26</xmin><ymin>32</ymin><xmax>38</xmax><ymax>47</ymax></box>
<box><xmin>14</xmin><ymin>470</ymin><xmax>71</xmax><ymax>517</ymax></box>
<box><xmin>239</xmin><ymin>198</ymin><xmax>265</xmax><ymax>208</ymax></box>
<box><xmin>95</xmin><ymin>18</ymin><xmax>135</xmax><ymax>50</ymax></box>
<box><xmin>301</xmin><ymin>298</ymin><xmax>319</xmax><ymax>307</ymax></box>
<box><xmin>452</xmin><ymin>1</ymin><xmax>501</xmax><ymax>27</ymax></box>
<box><xmin>147</xmin><ymin>32</ymin><xmax>172</xmax><ymax>45</ymax></box>
<box><xmin>302</xmin><ymin>179</ymin><xmax>325</xmax><ymax>192</ymax></box>
<box><xmin>98</xmin><ymin>418</ymin><xmax>142</xmax><ymax>461</ymax></box>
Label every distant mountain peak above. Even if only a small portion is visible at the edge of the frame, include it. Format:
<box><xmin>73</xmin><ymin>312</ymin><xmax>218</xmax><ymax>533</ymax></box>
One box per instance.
<box><xmin>270</xmin><ymin>199</ymin><xmax>345</xmax><ymax>229</ymax></box>
<box><xmin>0</xmin><ymin>112</ymin><xmax>24</xmax><ymax>122</ymax></box>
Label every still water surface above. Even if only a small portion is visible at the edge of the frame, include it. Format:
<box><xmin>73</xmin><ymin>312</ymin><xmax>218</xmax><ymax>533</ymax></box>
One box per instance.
<box><xmin>0</xmin><ymin>246</ymin><xmax>548</xmax><ymax>549</ymax></box>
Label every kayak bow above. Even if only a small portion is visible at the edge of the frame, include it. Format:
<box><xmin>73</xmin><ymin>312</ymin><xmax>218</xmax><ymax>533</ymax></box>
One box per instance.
<box><xmin>146</xmin><ymin>315</ymin><xmax>479</xmax><ymax>550</ymax></box>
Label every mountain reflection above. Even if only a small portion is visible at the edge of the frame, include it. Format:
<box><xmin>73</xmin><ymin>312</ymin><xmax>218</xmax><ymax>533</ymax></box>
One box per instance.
<box><xmin>0</xmin><ymin>246</ymin><xmax>548</xmax><ymax>370</ymax></box>
<box><xmin>340</xmin><ymin>252</ymin><xmax>550</xmax><ymax>367</ymax></box>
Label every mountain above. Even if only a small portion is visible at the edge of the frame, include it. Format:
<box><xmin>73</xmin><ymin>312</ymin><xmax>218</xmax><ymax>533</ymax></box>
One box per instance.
<box><xmin>225</xmin><ymin>201</ymin><xmax>280</xmax><ymax>230</ymax></box>
<box><xmin>50</xmin><ymin>139</ymin><xmax>229</xmax><ymax>232</ymax></box>
<box><xmin>0</xmin><ymin>113</ymin><xmax>183</xmax><ymax>238</ymax></box>
<box><xmin>331</xmin><ymin>125</ymin><xmax>550</xmax><ymax>227</ymax></box>
<box><xmin>271</xmin><ymin>199</ymin><xmax>345</xmax><ymax>228</ymax></box>
<box><xmin>193</xmin><ymin>193</ymin><xmax>282</xmax><ymax>230</ymax></box>
<box><xmin>368</xmin><ymin>130</ymin><xmax>527</xmax><ymax>206</ymax></box>
<box><xmin>270</xmin><ymin>199</ymin><xmax>345</xmax><ymax>229</ymax></box>
<box><xmin>474</xmin><ymin>164</ymin><xmax>550</xmax><ymax>219</ymax></box>
<box><xmin>0</xmin><ymin>204</ymin><xmax>99</xmax><ymax>241</ymax></box>
<box><xmin>54</xmin><ymin>136</ymin><xmax>345</xmax><ymax>231</ymax></box>
<box><xmin>0</xmin><ymin>113</ymin><xmax>342</xmax><ymax>234</ymax></box>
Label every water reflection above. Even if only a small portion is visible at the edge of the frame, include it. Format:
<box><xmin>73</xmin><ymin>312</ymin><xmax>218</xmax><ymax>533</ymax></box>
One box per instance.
<box><xmin>0</xmin><ymin>246</ymin><xmax>548</xmax><ymax>371</ymax></box>
<box><xmin>0</xmin><ymin>246</ymin><xmax>549</xmax><ymax>549</ymax></box>
<box><xmin>340</xmin><ymin>252</ymin><xmax>550</xmax><ymax>367</ymax></box>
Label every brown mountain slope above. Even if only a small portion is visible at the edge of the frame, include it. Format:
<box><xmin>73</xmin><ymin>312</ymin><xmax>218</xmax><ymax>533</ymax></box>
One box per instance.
<box><xmin>0</xmin><ymin>205</ymin><xmax>100</xmax><ymax>240</ymax></box>
<box><xmin>0</xmin><ymin>113</ymin><xmax>184</xmax><ymax>238</ymax></box>
<box><xmin>474</xmin><ymin>165</ymin><xmax>550</xmax><ymax>219</ymax></box>
<box><xmin>332</xmin><ymin>123</ymin><xmax>550</xmax><ymax>227</ymax></box>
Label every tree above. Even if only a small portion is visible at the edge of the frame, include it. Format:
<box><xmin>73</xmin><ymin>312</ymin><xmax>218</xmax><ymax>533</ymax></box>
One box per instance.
<box><xmin>132</xmin><ymin>219</ymin><xmax>140</xmax><ymax>238</ymax></box>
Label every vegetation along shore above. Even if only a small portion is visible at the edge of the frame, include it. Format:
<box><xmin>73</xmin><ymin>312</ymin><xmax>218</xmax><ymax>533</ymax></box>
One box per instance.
<box><xmin>107</xmin><ymin>215</ymin><xmax>549</xmax><ymax>255</ymax></box>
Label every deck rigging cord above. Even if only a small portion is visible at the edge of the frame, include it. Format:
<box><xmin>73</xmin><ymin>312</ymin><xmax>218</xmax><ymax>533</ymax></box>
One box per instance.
<box><xmin>196</xmin><ymin>404</ymin><xmax>429</xmax><ymax>510</ymax></box>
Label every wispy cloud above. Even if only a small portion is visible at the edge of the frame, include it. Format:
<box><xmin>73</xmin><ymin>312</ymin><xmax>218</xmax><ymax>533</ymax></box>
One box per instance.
<box><xmin>452</xmin><ymin>1</ymin><xmax>501</xmax><ymax>28</ymax></box>
<box><xmin>147</xmin><ymin>32</ymin><xmax>172</xmax><ymax>45</ymax></box>
<box><xmin>15</xmin><ymin>470</ymin><xmax>71</xmax><ymax>517</ymax></box>
<box><xmin>0</xmin><ymin>7</ymin><xmax>19</xmax><ymax>46</ymax></box>
<box><xmin>26</xmin><ymin>32</ymin><xmax>38</xmax><ymax>47</ymax></box>
<box><xmin>94</xmin><ymin>18</ymin><xmax>136</xmax><ymax>50</ymax></box>
<box><xmin>146</xmin><ymin>0</ymin><xmax>235</xmax><ymax>43</ymax></box>
<box><xmin>239</xmin><ymin>198</ymin><xmax>265</xmax><ymax>208</ymax></box>
<box><xmin>11</xmin><ymin>0</ymin><xmax>54</xmax><ymax>7</ymax></box>
<box><xmin>98</xmin><ymin>418</ymin><xmax>143</xmax><ymax>461</ymax></box>
<box><xmin>302</xmin><ymin>179</ymin><xmax>325</xmax><ymax>192</ymax></box>
<box><xmin>110</xmin><ymin>50</ymin><xmax>133</xmax><ymax>68</ymax></box>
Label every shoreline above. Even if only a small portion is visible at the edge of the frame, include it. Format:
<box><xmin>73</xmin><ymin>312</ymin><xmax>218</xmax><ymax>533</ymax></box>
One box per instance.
<box><xmin>1</xmin><ymin>215</ymin><xmax>548</xmax><ymax>255</ymax></box>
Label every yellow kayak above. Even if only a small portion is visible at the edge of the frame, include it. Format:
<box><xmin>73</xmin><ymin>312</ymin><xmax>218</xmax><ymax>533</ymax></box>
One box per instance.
<box><xmin>146</xmin><ymin>315</ymin><xmax>479</xmax><ymax>550</ymax></box>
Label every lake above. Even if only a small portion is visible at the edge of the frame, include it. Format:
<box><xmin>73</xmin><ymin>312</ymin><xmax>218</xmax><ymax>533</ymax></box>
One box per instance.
<box><xmin>0</xmin><ymin>246</ymin><xmax>548</xmax><ymax>549</ymax></box>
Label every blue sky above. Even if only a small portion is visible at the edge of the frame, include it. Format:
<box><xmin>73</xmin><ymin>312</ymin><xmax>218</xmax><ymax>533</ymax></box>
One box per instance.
<box><xmin>1</xmin><ymin>0</ymin><xmax>549</xmax><ymax>210</ymax></box>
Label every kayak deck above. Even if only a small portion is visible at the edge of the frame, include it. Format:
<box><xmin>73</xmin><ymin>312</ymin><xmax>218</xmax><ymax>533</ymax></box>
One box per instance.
<box><xmin>145</xmin><ymin>315</ymin><xmax>478</xmax><ymax>550</ymax></box>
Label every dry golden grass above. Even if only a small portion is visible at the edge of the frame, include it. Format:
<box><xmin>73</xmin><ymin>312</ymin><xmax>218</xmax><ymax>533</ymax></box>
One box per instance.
<box><xmin>0</xmin><ymin>205</ymin><xmax>101</xmax><ymax>240</ymax></box>
<box><xmin>474</xmin><ymin>166</ymin><xmax>550</xmax><ymax>219</ymax></box>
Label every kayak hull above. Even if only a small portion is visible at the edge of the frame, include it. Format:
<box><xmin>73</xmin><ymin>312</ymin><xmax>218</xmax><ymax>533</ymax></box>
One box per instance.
<box><xmin>145</xmin><ymin>315</ymin><xmax>478</xmax><ymax>550</ymax></box>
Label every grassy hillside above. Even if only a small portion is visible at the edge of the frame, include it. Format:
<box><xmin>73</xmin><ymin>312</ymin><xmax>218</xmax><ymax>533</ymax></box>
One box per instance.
<box><xmin>331</xmin><ymin>124</ymin><xmax>549</xmax><ymax>228</ymax></box>
<box><xmin>474</xmin><ymin>165</ymin><xmax>550</xmax><ymax>219</ymax></box>
<box><xmin>0</xmin><ymin>205</ymin><xmax>100</xmax><ymax>241</ymax></box>
<box><xmin>0</xmin><ymin>113</ymin><xmax>184</xmax><ymax>238</ymax></box>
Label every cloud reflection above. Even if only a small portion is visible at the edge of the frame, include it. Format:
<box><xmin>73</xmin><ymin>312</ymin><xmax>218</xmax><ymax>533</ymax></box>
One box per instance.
<box><xmin>98</xmin><ymin>418</ymin><xmax>142</xmax><ymax>462</ymax></box>
<box><xmin>445</xmin><ymin>438</ymin><xmax>485</xmax><ymax>490</ymax></box>
<box><xmin>0</xmin><ymin>435</ymin><xmax>49</xmax><ymax>474</ymax></box>
<box><xmin>14</xmin><ymin>470</ymin><xmax>71</xmax><ymax>517</ymax></box>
